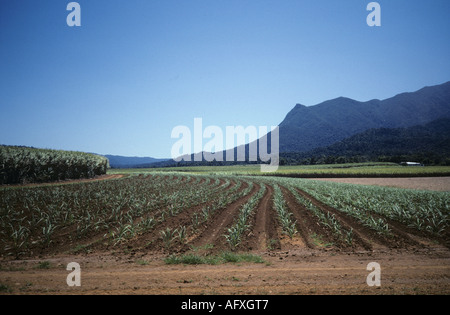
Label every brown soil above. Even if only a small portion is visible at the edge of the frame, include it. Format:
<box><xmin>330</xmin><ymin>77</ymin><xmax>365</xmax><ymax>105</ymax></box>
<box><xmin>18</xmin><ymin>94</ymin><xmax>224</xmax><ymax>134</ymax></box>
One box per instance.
<box><xmin>127</xmin><ymin>179</ymin><xmax>241</xmax><ymax>253</ymax></box>
<box><xmin>245</xmin><ymin>184</ymin><xmax>281</xmax><ymax>251</ymax></box>
<box><xmin>188</xmin><ymin>182</ymin><xmax>259</xmax><ymax>252</ymax></box>
<box><xmin>1</xmin><ymin>247</ymin><xmax>448</xmax><ymax>295</ymax></box>
<box><xmin>285</xmin><ymin>188</ymin><xmax>346</xmax><ymax>250</ymax></box>
<box><xmin>312</xmin><ymin>177</ymin><xmax>450</xmax><ymax>192</ymax></box>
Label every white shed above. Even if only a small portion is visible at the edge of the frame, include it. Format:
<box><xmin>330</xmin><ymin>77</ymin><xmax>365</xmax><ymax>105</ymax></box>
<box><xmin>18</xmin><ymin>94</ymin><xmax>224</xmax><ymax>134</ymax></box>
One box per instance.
<box><xmin>401</xmin><ymin>162</ymin><xmax>422</xmax><ymax>166</ymax></box>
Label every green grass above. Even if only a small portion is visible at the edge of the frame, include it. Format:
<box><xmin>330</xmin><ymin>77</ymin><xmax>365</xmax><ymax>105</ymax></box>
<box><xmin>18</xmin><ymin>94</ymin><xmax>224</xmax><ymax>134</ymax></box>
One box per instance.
<box><xmin>220</xmin><ymin>252</ymin><xmax>265</xmax><ymax>264</ymax></box>
<box><xmin>35</xmin><ymin>261</ymin><xmax>51</xmax><ymax>269</ymax></box>
<box><xmin>135</xmin><ymin>259</ymin><xmax>150</xmax><ymax>265</ymax></box>
<box><xmin>0</xmin><ymin>283</ymin><xmax>12</xmax><ymax>293</ymax></box>
<box><xmin>108</xmin><ymin>163</ymin><xmax>450</xmax><ymax>178</ymax></box>
<box><xmin>310</xmin><ymin>233</ymin><xmax>334</xmax><ymax>248</ymax></box>
<box><xmin>164</xmin><ymin>252</ymin><xmax>265</xmax><ymax>265</ymax></box>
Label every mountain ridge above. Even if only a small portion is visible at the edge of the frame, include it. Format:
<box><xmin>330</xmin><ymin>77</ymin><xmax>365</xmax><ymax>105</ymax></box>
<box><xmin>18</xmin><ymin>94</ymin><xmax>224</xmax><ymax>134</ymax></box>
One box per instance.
<box><xmin>278</xmin><ymin>81</ymin><xmax>450</xmax><ymax>152</ymax></box>
<box><xmin>103</xmin><ymin>154</ymin><xmax>168</xmax><ymax>169</ymax></box>
<box><xmin>280</xmin><ymin>117</ymin><xmax>450</xmax><ymax>165</ymax></box>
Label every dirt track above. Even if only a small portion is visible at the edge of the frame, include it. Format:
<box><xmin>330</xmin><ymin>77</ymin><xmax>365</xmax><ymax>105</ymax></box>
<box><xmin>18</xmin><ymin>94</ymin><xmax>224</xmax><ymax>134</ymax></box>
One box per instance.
<box><xmin>1</xmin><ymin>247</ymin><xmax>449</xmax><ymax>295</ymax></box>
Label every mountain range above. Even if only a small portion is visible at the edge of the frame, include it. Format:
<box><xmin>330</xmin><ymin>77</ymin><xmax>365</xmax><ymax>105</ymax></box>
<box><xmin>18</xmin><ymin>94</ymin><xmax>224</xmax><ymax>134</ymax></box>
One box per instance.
<box><xmin>107</xmin><ymin>81</ymin><xmax>450</xmax><ymax>168</ymax></box>
<box><xmin>103</xmin><ymin>155</ymin><xmax>168</xmax><ymax>169</ymax></box>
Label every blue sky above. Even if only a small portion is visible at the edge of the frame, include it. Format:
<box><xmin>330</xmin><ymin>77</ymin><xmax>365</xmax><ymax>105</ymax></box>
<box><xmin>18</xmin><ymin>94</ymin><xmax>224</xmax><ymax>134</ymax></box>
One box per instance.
<box><xmin>1</xmin><ymin>0</ymin><xmax>449</xmax><ymax>158</ymax></box>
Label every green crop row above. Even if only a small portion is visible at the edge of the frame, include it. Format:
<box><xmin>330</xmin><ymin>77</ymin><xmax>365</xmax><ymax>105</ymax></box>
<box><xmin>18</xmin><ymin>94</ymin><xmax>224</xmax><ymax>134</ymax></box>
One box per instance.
<box><xmin>0</xmin><ymin>173</ymin><xmax>215</xmax><ymax>257</ymax></box>
<box><xmin>288</xmin><ymin>187</ymin><xmax>353</xmax><ymax>245</ymax></box>
<box><xmin>273</xmin><ymin>184</ymin><xmax>297</xmax><ymax>238</ymax></box>
<box><xmin>282</xmin><ymin>178</ymin><xmax>449</xmax><ymax>237</ymax></box>
<box><xmin>224</xmin><ymin>183</ymin><xmax>266</xmax><ymax>249</ymax></box>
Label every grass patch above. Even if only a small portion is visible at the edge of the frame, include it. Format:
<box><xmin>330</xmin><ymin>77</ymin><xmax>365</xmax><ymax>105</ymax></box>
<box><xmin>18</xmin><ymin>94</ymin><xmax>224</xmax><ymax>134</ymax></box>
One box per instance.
<box><xmin>0</xmin><ymin>283</ymin><xmax>12</xmax><ymax>293</ymax></box>
<box><xmin>70</xmin><ymin>244</ymin><xmax>91</xmax><ymax>254</ymax></box>
<box><xmin>220</xmin><ymin>252</ymin><xmax>265</xmax><ymax>264</ymax></box>
<box><xmin>164</xmin><ymin>251</ymin><xmax>265</xmax><ymax>265</ymax></box>
<box><xmin>35</xmin><ymin>261</ymin><xmax>51</xmax><ymax>269</ymax></box>
<box><xmin>135</xmin><ymin>259</ymin><xmax>149</xmax><ymax>265</ymax></box>
<box><xmin>164</xmin><ymin>253</ymin><xmax>220</xmax><ymax>265</ymax></box>
<box><xmin>0</xmin><ymin>264</ymin><xmax>26</xmax><ymax>272</ymax></box>
<box><xmin>310</xmin><ymin>233</ymin><xmax>334</xmax><ymax>248</ymax></box>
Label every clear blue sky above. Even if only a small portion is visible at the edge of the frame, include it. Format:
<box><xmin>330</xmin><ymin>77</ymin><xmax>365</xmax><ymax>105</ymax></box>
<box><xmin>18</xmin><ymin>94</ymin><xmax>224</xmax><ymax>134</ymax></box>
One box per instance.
<box><xmin>1</xmin><ymin>0</ymin><xmax>449</xmax><ymax>158</ymax></box>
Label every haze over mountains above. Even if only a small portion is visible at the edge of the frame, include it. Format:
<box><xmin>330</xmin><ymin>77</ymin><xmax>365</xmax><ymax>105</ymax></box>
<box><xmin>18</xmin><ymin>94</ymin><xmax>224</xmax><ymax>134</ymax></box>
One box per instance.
<box><xmin>108</xmin><ymin>81</ymin><xmax>450</xmax><ymax>168</ymax></box>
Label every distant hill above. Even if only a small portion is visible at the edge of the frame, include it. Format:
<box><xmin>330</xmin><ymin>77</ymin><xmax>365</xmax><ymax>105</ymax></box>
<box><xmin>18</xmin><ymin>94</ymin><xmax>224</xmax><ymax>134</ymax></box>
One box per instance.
<box><xmin>278</xmin><ymin>81</ymin><xmax>450</xmax><ymax>153</ymax></box>
<box><xmin>104</xmin><ymin>155</ymin><xmax>168</xmax><ymax>168</ymax></box>
<box><xmin>281</xmin><ymin>118</ymin><xmax>450</xmax><ymax>165</ymax></box>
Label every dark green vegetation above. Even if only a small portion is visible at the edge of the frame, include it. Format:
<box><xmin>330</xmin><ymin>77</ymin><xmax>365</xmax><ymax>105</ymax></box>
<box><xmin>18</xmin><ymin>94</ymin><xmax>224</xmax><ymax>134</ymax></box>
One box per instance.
<box><xmin>0</xmin><ymin>145</ymin><xmax>109</xmax><ymax>185</ymax></box>
<box><xmin>164</xmin><ymin>252</ymin><xmax>265</xmax><ymax>265</ymax></box>
<box><xmin>280</xmin><ymin>118</ymin><xmax>450</xmax><ymax>166</ymax></box>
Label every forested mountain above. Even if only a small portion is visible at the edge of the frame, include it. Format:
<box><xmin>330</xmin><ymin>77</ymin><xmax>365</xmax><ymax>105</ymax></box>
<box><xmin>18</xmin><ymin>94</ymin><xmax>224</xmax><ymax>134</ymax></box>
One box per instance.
<box><xmin>278</xmin><ymin>81</ymin><xmax>450</xmax><ymax>153</ymax></box>
<box><xmin>280</xmin><ymin>118</ymin><xmax>450</xmax><ymax>165</ymax></box>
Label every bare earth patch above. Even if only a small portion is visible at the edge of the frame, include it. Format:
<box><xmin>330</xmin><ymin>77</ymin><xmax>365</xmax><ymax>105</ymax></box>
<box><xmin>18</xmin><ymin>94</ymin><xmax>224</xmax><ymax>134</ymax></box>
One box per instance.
<box><xmin>311</xmin><ymin>177</ymin><xmax>450</xmax><ymax>192</ymax></box>
<box><xmin>1</xmin><ymin>248</ymin><xmax>449</xmax><ymax>295</ymax></box>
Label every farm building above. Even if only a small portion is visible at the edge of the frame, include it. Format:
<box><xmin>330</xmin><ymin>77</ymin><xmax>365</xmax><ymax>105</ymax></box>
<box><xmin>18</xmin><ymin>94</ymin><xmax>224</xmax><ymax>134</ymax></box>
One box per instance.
<box><xmin>400</xmin><ymin>162</ymin><xmax>423</xmax><ymax>166</ymax></box>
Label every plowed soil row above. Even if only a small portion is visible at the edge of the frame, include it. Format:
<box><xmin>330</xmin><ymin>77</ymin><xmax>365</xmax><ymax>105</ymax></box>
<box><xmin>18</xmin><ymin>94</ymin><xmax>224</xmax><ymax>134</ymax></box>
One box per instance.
<box><xmin>153</xmin><ymin>180</ymin><xmax>449</xmax><ymax>255</ymax></box>
<box><xmin>22</xmin><ymin>175</ymin><xmax>225</xmax><ymax>257</ymax></box>
<box><xmin>93</xmin><ymin>178</ymin><xmax>241</xmax><ymax>254</ymax></box>
<box><xmin>236</xmin><ymin>184</ymin><xmax>373</xmax><ymax>253</ymax></box>
<box><xmin>225</xmin><ymin>182</ymin><xmax>448</xmax><ymax>255</ymax></box>
<box><xmin>290</xmin><ymin>187</ymin><xmax>447</xmax><ymax>252</ymax></box>
<box><xmin>281</xmin><ymin>187</ymin><xmax>349</xmax><ymax>250</ymax></box>
<box><xmin>188</xmin><ymin>182</ymin><xmax>259</xmax><ymax>252</ymax></box>
<box><xmin>292</xmin><ymin>188</ymin><xmax>387</xmax><ymax>251</ymax></box>
<box><xmin>244</xmin><ymin>185</ymin><xmax>280</xmax><ymax>251</ymax></box>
